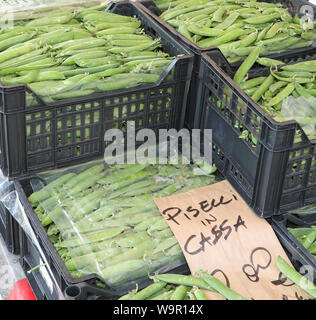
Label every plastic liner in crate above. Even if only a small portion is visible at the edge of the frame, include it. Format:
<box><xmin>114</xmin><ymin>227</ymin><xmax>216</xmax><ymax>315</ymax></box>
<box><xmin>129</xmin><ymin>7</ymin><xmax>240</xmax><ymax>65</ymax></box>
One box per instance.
<box><xmin>6</xmin><ymin>148</ymin><xmax>220</xmax><ymax>299</ymax></box>
<box><xmin>197</xmin><ymin>49</ymin><xmax>316</xmax><ymax>218</ymax></box>
<box><xmin>269</xmin><ymin>212</ymin><xmax>316</xmax><ymax>283</ymax></box>
<box><xmin>17</xmin><ymin>215</ymin><xmax>124</xmax><ymax>300</ymax></box>
<box><xmin>0</xmin><ymin>203</ymin><xmax>20</xmax><ymax>255</ymax></box>
<box><xmin>0</xmin><ymin>177</ymin><xmax>20</xmax><ymax>254</ymax></box>
<box><xmin>0</xmin><ymin>0</ymin><xmax>193</xmax><ymax>179</ymax></box>
<box><xmin>135</xmin><ymin>0</ymin><xmax>316</xmax><ymax>129</ymax></box>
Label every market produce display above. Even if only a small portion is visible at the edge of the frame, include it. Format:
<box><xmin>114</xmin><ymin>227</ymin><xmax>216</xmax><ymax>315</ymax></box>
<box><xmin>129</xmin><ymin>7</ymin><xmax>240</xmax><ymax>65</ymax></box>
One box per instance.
<box><xmin>0</xmin><ymin>8</ymin><xmax>175</xmax><ymax>105</ymax></box>
<box><xmin>28</xmin><ymin>159</ymin><xmax>219</xmax><ymax>287</ymax></box>
<box><xmin>118</xmin><ymin>272</ymin><xmax>246</xmax><ymax>300</ymax></box>
<box><xmin>159</xmin><ymin>0</ymin><xmax>316</xmax><ymax>64</ymax></box>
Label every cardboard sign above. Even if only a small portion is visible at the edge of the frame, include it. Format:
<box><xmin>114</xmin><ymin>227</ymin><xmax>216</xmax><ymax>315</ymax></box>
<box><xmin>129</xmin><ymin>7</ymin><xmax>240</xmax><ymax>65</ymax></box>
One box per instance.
<box><xmin>154</xmin><ymin>180</ymin><xmax>311</xmax><ymax>300</ymax></box>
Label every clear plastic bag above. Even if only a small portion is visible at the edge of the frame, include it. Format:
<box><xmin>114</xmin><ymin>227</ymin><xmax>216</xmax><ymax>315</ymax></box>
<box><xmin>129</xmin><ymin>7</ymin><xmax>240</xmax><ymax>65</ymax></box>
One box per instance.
<box><xmin>275</xmin><ymin>96</ymin><xmax>316</xmax><ymax>141</ymax></box>
<box><xmin>0</xmin><ymin>175</ymin><xmax>65</xmax><ymax>299</ymax></box>
<box><xmin>26</xmin><ymin>144</ymin><xmax>220</xmax><ymax>288</ymax></box>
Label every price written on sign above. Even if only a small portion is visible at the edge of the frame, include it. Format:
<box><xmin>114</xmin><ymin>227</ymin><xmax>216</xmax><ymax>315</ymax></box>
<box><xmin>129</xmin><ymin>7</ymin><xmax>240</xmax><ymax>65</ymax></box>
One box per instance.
<box><xmin>154</xmin><ymin>180</ymin><xmax>312</xmax><ymax>300</ymax></box>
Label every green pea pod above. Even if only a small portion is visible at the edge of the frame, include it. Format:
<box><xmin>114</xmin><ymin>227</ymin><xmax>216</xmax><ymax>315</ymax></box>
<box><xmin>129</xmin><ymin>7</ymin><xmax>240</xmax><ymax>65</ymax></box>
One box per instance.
<box><xmin>96</xmin><ymin>73</ymin><xmax>160</xmax><ymax>92</ymax></box>
<box><xmin>0</xmin><ymin>43</ymin><xmax>37</xmax><ymax>65</ymax></box>
<box><xmin>244</xmin><ymin>12</ymin><xmax>280</xmax><ymax>24</ymax></box>
<box><xmin>257</xmin><ymin>24</ymin><xmax>272</xmax><ymax>41</ymax></box>
<box><xmin>196</xmin><ymin>270</ymin><xmax>247</xmax><ymax>300</ymax></box>
<box><xmin>1</xmin><ymin>57</ymin><xmax>58</xmax><ymax>76</ymax></box>
<box><xmin>101</xmin><ymin>259</ymin><xmax>146</xmax><ymax>284</ymax></box>
<box><xmin>115</xmin><ymin>232</ymin><xmax>151</xmax><ymax>248</ymax></box>
<box><xmin>28</xmin><ymin>172</ymin><xmax>76</xmax><ymax>205</ymax></box>
<box><xmin>256</xmin><ymin>57</ymin><xmax>283</xmax><ymax>67</ymax></box>
<box><xmin>301</xmin><ymin>30</ymin><xmax>316</xmax><ymax>41</ymax></box>
<box><xmin>65</xmin><ymin>247</ymin><xmax>122</xmax><ymax>271</ymax></box>
<box><xmin>269</xmin><ymin>81</ymin><xmax>287</xmax><ymax>94</ymax></box>
<box><xmin>95</xmin><ymin>27</ymin><xmax>139</xmax><ymax>37</ymax></box>
<box><xmin>110</xmin><ymin>39</ymin><xmax>153</xmax><ymax>47</ymax></box>
<box><xmin>170</xmin><ymin>285</ymin><xmax>190</xmax><ymax>300</ymax></box>
<box><xmin>256</xmin><ymin>33</ymin><xmax>289</xmax><ymax>47</ymax></box>
<box><xmin>245</xmin><ymin>87</ymin><xmax>259</xmax><ymax>96</ymax></box>
<box><xmin>187</xmin><ymin>24</ymin><xmax>223</xmax><ymax>37</ymax></box>
<box><xmin>53</xmin><ymin>90</ymin><xmax>97</xmax><ymax>101</ymax></box>
<box><xmin>0</xmin><ymin>32</ymin><xmax>36</xmax><ymax>52</ymax></box>
<box><xmin>149</xmin><ymin>290</ymin><xmax>174</xmax><ymax>300</ymax></box>
<box><xmin>152</xmin><ymin>237</ymin><xmax>178</xmax><ymax>254</ymax></box>
<box><xmin>128</xmin><ymin>281</ymin><xmax>167</xmax><ymax>300</ymax></box>
<box><xmin>281</xmin><ymin>60</ymin><xmax>316</xmax><ymax>73</ymax></box>
<box><xmin>233</xmin><ymin>46</ymin><xmax>261</xmax><ymax>84</ymax></box>
<box><xmin>276</xmin><ymin>256</ymin><xmax>316</xmax><ymax>299</ymax></box>
<box><xmin>193</xmin><ymin>288</ymin><xmax>208</xmax><ymax>300</ymax></box>
<box><xmin>212</xmin><ymin>7</ymin><xmax>227</xmax><ymax>22</ymax></box>
<box><xmin>104</xmin><ymin>241</ymin><xmax>155</xmax><ymax>268</ymax></box>
<box><xmin>82</xmin><ymin>12</ymin><xmax>135</xmax><ymax>24</ymax></box>
<box><xmin>216</xmin><ymin>12</ymin><xmax>240</xmax><ymax>30</ymax></box>
<box><xmin>61</xmin><ymin>65</ymin><xmax>117</xmax><ymax>77</ymax></box>
<box><xmin>104</xmin><ymin>34</ymin><xmax>154</xmax><ymax>41</ymax></box>
<box><xmin>271</xmin><ymin>70</ymin><xmax>314</xmax><ymax>84</ymax></box>
<box><xmin>295</xmin><ymin>83</ymin><xmax>313</xmax><ymax>99</ymax></box>
<box><xmin>302</xmin><ymin>229</ymin><xmax>316</xmax><ymax>250</ymax></box>
<box><xmin>93</xmin><ymin>21</ymin><xmax>142</xmax><ymax>32</ymax></box>
<box><xmin>240</xmin><ymin>76</ymin><xmax>267</xmax><ymax>90</ymax></box>
<box><xmin>58</xmin><ymin>39</ymin><xmax>107</xmax><ymax>55</ymax></box>
<box><xmin>26</xmin><ymin>13</ymin><xmax>74</xmax><ymax>27</ymax></box>
<box><xmin>266</xmin><ymin>37</ymin><xmax>301</xmax><ymax>52</ymax></box>
<box><xmin>162</xmin><ymin>5</ymin><xmax>207</xmax><ymax>21</ymax></box>
<box><xmin>251</xmin><ymin>74</ymin><xmax>274</xmax><ymax>103</ymax></box>
<box><xmin>197</xmin><ymin>28</ymin><xmax>246</xmax><ymax>48</ymax></box>
<box><xmin>238</xmin><ymin>30</ymin><xmax>258</xmax><ymax>48</ymax></box>
<box><xmin>62</xmin><ymin>51</ymin><xmax>109</xmax><ymax>66</ymax></box>
<box><xmin>265</xmin><ymin>83</ymin><xmax>295</xmax><ymax>107</ymax></box>
<box><xmin>108</xmin><ymin>40</ymin><xmax>160</xmax><ymax>54</ymax></box>
<box><xmin>264</xmin><ymin>22</ymin><xmax>286</xmax><ymax>39</ymax></box>
<box><xmin>74</xmin><ymin>58</ymin><xmax>117</xmax><ymax>68</ymax></box>
<box><xmin>154</xmin><ymin>274</ymin><xmax>215</xmax><ymax>292</ymax></box>
<box><xmin>178</xmin><ymin>22</ymin><xmax>194</xmax><ymax>41</ymax></box>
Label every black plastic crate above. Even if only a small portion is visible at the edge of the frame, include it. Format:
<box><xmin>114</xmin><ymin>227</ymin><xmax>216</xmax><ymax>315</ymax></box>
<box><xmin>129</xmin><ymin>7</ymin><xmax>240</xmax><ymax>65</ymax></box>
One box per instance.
<box><xmin>14</xmin><ymin>183</ymin><xmax>316</xmax><ymax>300</ymax></box>
<box><xmin>270</xmin><ymin>214</ymin><xmax>316</xmax><ymax>284</ymax></box>
<box><xmin>13</xmin><ymin>174</ymin><xmax>191</xmax><ymax>300</ymax></box>
<box><xmin>198</xmin><ymin>50</ymin><xmax>316</xmax><ymax>218</ymax></box>
<box><xmin>13</xmin><ymin>176</ymin><xmax>316</xmax><ymax>300</ymax></box>
<box><xmin>0</xmin><ymin>0</ymin><xmax>193</xmax><ymax>179</ymax></box>
<box><xmin>135</xmin><ymin>0</ymin><xmax>316</xmax><ymax>130</ymax></box>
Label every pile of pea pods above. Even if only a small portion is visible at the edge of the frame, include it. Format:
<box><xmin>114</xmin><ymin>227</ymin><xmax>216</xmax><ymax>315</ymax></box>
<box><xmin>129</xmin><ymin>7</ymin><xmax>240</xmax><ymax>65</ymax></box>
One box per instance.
<box><xmin>118</xmin><ymin>260</ymin><xmax>316</xmax><ymax>300</ymax></box>
<box><xmin>226</xmin><ymin>53</ymin><xmax>315</xmax><ymax>143</ymax></box>
<box><xmin>160</xmin><ymin>0</ymin><xmax>316</xmax><ymax>64</ymax></box>
<box><xmin>118</xmin><ymin>272</ymin><xmax>247</xmax><ymax>300</ymax></box>
<box><xmin>28</xmin><ymin>159</ymin><xmax>219</xmax><ymax>288</ymax></box>
<box><xmin>0</xmin><ymin>8</ymin><xmax>174</xmax><ymax>105</ymax></box>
